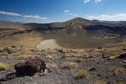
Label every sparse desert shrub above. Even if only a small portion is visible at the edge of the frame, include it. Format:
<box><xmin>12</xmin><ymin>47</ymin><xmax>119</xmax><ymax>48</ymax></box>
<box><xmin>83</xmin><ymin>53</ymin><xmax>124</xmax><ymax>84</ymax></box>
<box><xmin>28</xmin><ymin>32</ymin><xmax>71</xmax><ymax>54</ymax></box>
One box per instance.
<box><xmin>73</xmin><ymin>49</ymin><xmax>86</xmax><ymax>54</ymax></box>
<box><xmin>46</xmin><ymin>63</ymin><xmax>58</xmax><ymax>69</ymax></box>
<box><xmin>104</xmin><ymin>47</ymin><xmax>122</xmax><ymax>56</ymax></box>
<box><xmin>1</xmin><ymin>56</ymin><xmax>10</xmax><ymax>59</ymax></box>
<box><xmin>3</xmin><ymin>47</ymin><xmax>14</xmax><ymax>54</ymax></box>
<box><xmin>0</xmin><ymin>62</ymin><xmax>12</xmax><ymax>71</ymax></box>
<box><xmin>111</xmin><ymin>66</ymin><xmax>126</xmax><ymax>75</ymax></box>
<box><xmin>74</xmin><ymin>58</ymin><xmax>84</xmax><ymax>62</ymax></box>
<box><xmin>18</xmin><ymin>55</ymin><xmax>40</xmax><ymax>60</ymax></box>
<box><xmin>46</xmin><ymin>55</ymin><xmax>56</xmax><ymax>60</ymax></box>
<box><xmin>61</xmin><ymin>61</ymin><xmax>78</xmax><ymax>69</ymax></box>
<box><xmin>94</xmin><ymin>80</ymin><xmax>107</xmax><ymax>84</ymax></box>
<box><xmin>116</xmin><ymin>81</ymin><xmax>125</xmax><ymax>84</ymax></box>
<box><xmin>90</xmin><ymin>49</ymin><xmax>101</xmax><ymax>55</ymax></box>
<box><xmin>108</xmin><ymin>55</ymin><xmax>118</xmax><ymax>60</ymax></box>
<box><xmin>74</xmin><ymin>69</ymin><xmax>89</xmax><ymax>79</ymax></box>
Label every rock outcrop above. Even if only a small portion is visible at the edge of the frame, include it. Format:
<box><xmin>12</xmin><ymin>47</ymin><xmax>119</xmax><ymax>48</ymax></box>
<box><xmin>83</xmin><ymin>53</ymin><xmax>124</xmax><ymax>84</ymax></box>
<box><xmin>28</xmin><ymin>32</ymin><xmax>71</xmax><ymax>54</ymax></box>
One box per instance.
<box><xmin>15</xmin><ymin>58</ymin><xmax>46</xmax><ymax>76</ymax></box>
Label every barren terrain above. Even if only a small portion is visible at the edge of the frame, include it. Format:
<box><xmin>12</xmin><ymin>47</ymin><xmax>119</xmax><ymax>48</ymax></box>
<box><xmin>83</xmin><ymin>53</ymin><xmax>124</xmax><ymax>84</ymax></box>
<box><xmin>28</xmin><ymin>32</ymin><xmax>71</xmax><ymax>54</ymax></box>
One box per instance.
<box><xmin>36</xmin><ymin>39</ymin><xmax>62</xmax><ymax>50</ymax></box>
<box><xmin>0</xmin><ymin>18</ymin><xmax>126</xmax><ymax>84</ymax></box>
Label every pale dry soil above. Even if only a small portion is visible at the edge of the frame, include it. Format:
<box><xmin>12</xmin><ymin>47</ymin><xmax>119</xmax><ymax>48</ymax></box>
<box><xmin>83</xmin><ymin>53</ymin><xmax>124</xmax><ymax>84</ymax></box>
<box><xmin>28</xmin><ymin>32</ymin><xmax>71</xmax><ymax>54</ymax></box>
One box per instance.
<box><xmin>36</xmin><ymin>39</ymin><xmax>63</xmax><ymax>50</ymax></box>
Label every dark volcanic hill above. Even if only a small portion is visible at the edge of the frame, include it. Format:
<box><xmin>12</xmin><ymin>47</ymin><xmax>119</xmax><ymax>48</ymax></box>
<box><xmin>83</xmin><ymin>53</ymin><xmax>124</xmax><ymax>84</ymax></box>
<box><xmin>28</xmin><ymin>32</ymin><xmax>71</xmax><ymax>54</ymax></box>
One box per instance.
<box><xmin>22</xmin><ymin>17</ymin><xmax>126</xmax><ymax>39</ymax></box>
<box><xmin>0</xmin><ymin>17</ymin><xmax>126</xmax><ymax>48</ymax></box>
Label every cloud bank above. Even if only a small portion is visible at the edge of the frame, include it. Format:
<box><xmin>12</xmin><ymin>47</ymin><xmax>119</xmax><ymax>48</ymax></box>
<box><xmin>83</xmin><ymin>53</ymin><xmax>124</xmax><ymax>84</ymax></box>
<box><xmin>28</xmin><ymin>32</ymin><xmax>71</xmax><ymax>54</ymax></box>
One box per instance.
<box><xmin>0</xmin><ymin>11</ymin><xmax>21</xmax><ymax>16</ymax></box>
<box><xmin>0</xmin><ymin>10</ymin><xmax>47</xmax><ymax>20</ymax></box>
<box><xmin>85</xmin><ymin>13</ymin><xmax>126</xmax><ymax>21</ymax></box>
<box><xmin>23</xmin><ymin>15</ymin><xmax>47</xmax><ymax>20</ymax></box>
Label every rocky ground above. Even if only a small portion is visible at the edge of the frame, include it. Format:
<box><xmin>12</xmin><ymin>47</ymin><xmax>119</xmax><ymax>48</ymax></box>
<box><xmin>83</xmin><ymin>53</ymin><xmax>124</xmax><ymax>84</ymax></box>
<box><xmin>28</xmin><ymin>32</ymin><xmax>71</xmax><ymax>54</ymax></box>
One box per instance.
<box><xmin>0</xmin><ymin>18</ymin><xmax>126</xmax><ymax>84</ymax></box>
<box><xmin>0</xmin><ymin>46</ymin><xmax>126</xmax><ymax>84</ymax></box>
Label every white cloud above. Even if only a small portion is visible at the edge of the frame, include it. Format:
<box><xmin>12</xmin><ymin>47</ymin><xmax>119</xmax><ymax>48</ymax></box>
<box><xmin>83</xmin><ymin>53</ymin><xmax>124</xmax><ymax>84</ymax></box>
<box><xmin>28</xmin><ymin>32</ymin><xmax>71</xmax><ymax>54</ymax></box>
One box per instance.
<box><xmin>64</xmin><ymin>10</ymin><xmax>79</xmax><ymax>17</ymax></box>
<box><xmin>84</xmin><ymin>0</ymin><xmax>90</xmax><ymax>3</ymax></box>
<box><xmin>65</xmin><ymin>13</ymin><xmax>79</xmax><ymax>17</ymax></box>
<box><xmin>84</xmin><ymin>0</ymin><xmax>102</xmax><ymax>3</ymax></box>
<box><xmin>95</xmin><ymin>0</ymin><xmax>102</xmax><ymax>3</ymax></box>
<box><xmin>0</xmin><ymin>10</ymin><xmax>21</xmax><ymax>16</ymax></box>
<box><xmin>85</xmin><ymin>13</ymin><xmax>126</xmax><ymax>21</ymax></box>
<box><xmin>23</xmin><ymin>15</ymin><xmax>47</xmax><ymax>20</ymax></box>
<box><xmin>0</xmin><ymin>10</ymin><xmax>47</xmax><ymax>21</ymax></box>
<box><xmin>64</xmin><ymin>10</ymin><xmax>70</xmax><ymax>13</ymax></box>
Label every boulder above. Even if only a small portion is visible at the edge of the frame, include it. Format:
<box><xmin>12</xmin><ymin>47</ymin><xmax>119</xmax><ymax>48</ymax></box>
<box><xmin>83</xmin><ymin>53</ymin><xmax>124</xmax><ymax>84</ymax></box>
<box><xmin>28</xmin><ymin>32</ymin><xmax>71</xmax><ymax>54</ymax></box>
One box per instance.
<box><xmin>15</xmin><ymin>58</ymin><xmax>46</xmax><ymax>76</ymax></box>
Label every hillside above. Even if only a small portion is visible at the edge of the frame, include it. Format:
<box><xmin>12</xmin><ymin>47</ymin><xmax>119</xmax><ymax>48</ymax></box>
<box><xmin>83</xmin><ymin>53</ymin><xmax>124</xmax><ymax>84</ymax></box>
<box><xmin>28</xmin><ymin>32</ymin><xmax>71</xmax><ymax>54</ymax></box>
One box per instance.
<box><xmin>0</xmin><ymin>17</ymin><xmax>126</xmax><ymax>49</ymax></box>
<box><xmin>0</xmin><ymin>18</ymin><xmax>126</xmax><ymax>84</ymax></box>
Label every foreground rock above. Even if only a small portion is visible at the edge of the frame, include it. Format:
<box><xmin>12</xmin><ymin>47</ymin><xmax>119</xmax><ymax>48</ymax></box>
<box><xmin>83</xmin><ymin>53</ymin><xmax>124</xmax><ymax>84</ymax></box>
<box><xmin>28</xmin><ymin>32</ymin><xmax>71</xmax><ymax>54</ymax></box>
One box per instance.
<box><xmin>15</xmin><ymin>58</ymin><xmax>46</xmax><ymax>76</ymax></box>
<box><xmin>0</xmin><ymin>58</ymin><xmax>47</xmax><ymax>83</ymax></box>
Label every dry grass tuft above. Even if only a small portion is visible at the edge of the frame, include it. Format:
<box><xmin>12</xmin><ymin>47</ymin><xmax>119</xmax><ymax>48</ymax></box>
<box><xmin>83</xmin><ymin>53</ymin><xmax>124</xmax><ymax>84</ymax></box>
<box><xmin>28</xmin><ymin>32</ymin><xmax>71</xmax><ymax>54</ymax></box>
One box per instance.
<box><xmin>89</xmin><ymin>49</ymin><xmax>101</xmax><ymax>55</ymax></box>
<box><xmin>46</xmin><ymin>63</ymin><xmax>58</xmax><ymax>69</ymax></box>
<box><xmin>116</xmin><ymin>81</ymin><xmax>126</xmax><ymax>84</ymax></box>
<box><xmin>1</xmin><ymin>56</ymin><xmax>10</xmax><ymax>59</ymax></box>
<box><xmin>46</xmin><ymin>55</ymin><xmax>56</xmax><ymax>60</ymax></box>
<box><xmin>74</xmin><ymin>69</ymin><xmax>89</xmax><ymax>79</ymax></box>
<box><xmin>0</xmin><ymin>62</ymin><xmax>12</xmax><ymax>71</ymax></box>
<box><xmin>111</xmin><ymin>66</ymin><xmax>126</xmax><ymax>75</ymax></box>
<box><xmin>108</xmin><ymin>55</ymin><xmax>118</xmax><ymax>60</ymax></box>
<box><xmin>61</xmin><ymin>61</ymin><xmax>78</xmax><ymax>69</ymax></box>
<box><xmin>74</xmin><ymin>58</ymin><xmax>84</xmax><ymax>62</ymax></box>
<box><xmin>94</xmin><ymin>80</ymin><xmax>107</xmax><ymax>84</ymax></box>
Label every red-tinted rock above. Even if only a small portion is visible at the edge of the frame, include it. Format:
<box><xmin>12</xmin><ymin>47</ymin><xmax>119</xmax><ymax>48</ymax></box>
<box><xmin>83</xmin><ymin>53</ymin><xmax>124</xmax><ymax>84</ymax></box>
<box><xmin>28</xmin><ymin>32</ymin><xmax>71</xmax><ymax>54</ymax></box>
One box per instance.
<box><xmin>15</xmin><ymin>58</ymin><xmax>46</xmax><ymax>76</ymax></box>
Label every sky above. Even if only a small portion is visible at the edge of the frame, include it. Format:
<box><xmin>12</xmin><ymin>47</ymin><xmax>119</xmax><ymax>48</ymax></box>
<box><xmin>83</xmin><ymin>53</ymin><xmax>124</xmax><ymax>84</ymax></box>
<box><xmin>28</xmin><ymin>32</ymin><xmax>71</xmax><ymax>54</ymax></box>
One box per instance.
<box><xmin>0</xmin><ymin>0</ymin><xmax>126</xmax><ymax>23</ymax></box>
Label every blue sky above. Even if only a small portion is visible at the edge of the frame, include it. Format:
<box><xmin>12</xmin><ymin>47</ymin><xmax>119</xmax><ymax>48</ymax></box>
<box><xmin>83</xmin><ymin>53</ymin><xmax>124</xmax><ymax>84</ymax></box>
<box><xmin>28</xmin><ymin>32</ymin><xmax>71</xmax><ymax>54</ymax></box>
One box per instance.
<box><xmin>0</xmin><ymin>0</ymin><xmax>126</xmax><ymax>23</ymax></box>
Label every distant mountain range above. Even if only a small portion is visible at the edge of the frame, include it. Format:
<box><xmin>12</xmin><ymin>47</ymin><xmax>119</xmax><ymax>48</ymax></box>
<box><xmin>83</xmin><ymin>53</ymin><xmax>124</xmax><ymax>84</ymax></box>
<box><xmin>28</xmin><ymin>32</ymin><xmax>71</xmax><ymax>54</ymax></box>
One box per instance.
<box><xmin>1</xmin><ymin>17</ymin><xmax>126</xmax><ymax>37</ymax></box>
